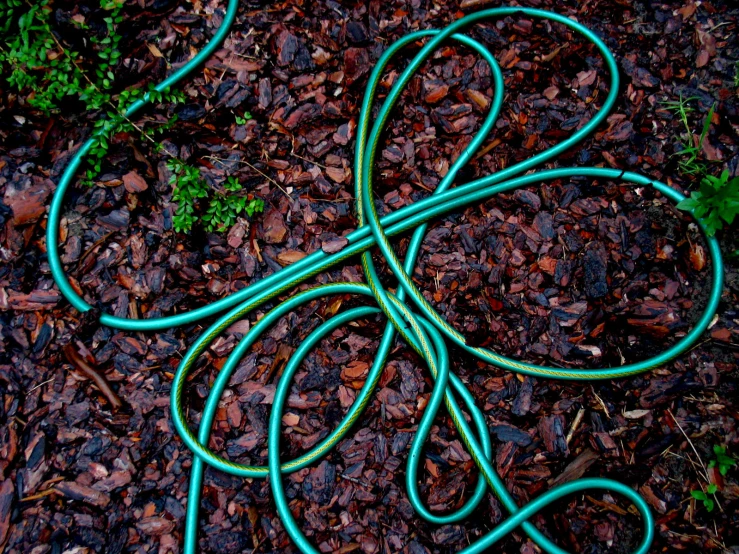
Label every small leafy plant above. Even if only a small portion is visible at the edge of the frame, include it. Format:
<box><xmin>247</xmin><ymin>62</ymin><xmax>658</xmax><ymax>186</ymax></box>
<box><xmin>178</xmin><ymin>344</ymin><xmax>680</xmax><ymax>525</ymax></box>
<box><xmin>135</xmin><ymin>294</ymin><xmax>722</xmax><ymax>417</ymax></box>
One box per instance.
<box><xmin>662</xmin><ymin>95</ymin><xmax>737</xmax><ymax>250</ymax></box>
<box><xmin>167</xmin><ymin>163</ymin><xmax>264</xmax><ymax>233</ymax></box>
<box><xmin>203</xmin><ymin>176</ymin><xmax>264</xmax><ymax>233</ymax></box>
<box><xmin>689</xmin><ymin>445</ymin><xmax>736</xmax><ymax>514</ymax></box>
<box><xmin>661</xmin><ymin>95</ymin><xmax>715</xmax><ymax>176</ymax></box>
<box><xmin>167</xmin><ymin>159</ymin><xmax>210</xmax><ymax>233</ymax></box>
<box><xmin>691</xmin><ymin>483</ymin><xmax>718</xmax><ymax>512</ymax></box>
<box><xmin>677</xmin><ymin>170</ymin><xmax>739</xmax><ymax>237</ymax></box>
<box><xmin>0</xmin><ymin>0</ymin><xmax>185</xmax><ymax>186</ymax></box>
<box><xmin>234</xmin><ymin>112</ymin><xmax>252</xmax><ymax>125</ymax></box>
<box><xmin>1</xmin><ymin>0</ymin><xmax>125</xmax><ymax>113</ymax></box>
<box><xmin>82</xmin><ymin>83</ymin><xmax>184</xmax><ymax>184</ymax></box>
<box><xmin>2</xmin><ymin>0</ymin><xmax>264</xmax><ymax>234</ymax></box>
<box><xmin>708</xmin><ymin>444</ymin><xmax>737</xmax><ymax>476</ymax></box>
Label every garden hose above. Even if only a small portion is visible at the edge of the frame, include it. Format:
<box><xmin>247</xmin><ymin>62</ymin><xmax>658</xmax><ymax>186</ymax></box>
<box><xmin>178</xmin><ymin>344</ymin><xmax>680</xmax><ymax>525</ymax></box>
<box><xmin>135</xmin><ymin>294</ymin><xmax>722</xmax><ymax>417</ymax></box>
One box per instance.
<box><xmin>45</xmin><ymin>3</ymin><xmax>725</xmax><ymax>553</ymax></box>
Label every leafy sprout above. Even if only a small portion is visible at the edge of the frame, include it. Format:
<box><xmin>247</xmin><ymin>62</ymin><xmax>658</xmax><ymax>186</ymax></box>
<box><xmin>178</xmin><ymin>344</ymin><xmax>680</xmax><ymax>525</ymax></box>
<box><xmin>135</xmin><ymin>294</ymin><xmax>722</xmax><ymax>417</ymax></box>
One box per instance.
<box><xmin>691</xmin><ymin>483</ymin><xmax>718</xmax><ymax>513</ymax></box>
<box><xmin>708</xmin><ymin>445</ymin><xmax>737</xmax><ymax>477</ymax></box>
<box><xmin>677</xmin><ymin>170</ymin><xmax>739</xmax><ymax>237</ymax></box>
<box><xmin>167</xmin><ymin>164</ymin><xmax>265</xmax><ymax>233</ymax></box>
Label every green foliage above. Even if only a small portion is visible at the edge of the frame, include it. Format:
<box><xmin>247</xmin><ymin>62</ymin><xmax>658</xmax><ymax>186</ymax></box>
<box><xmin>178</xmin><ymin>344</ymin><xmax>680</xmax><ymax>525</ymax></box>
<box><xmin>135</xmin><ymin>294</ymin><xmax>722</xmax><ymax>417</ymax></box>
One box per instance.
<box><xmin>223</xmin><ymin>176</ymin><xmax>242</xmax><ymax>192</ymax></box>
<box><xmin>1</xmin><ymin>0</ymin><xmax>259</xmax><ymax>235</ymax></box>
<box><xmin>662</xmin><ymin>95</ymin><xmax>737</xmax><ymax>243</ymax></box>
<box><xmin>166</xmin><ymin>159</ymin><xmax>209</xmax><ymax>233</ymax></box>
<box><xmin>662</xmin><ymin>95</ymin><xmax>715</xmax><ymax>176</ymax></box>
<box><xmin>204</xmin><ymin>176</ymin><xmax>265</xmax><ymax>233</ymax></box>
<box><xmin>708</xmin><ymin>445</ymin><xmax>737</xmax><ymax>476</ymax></box>
<box><xmin>81</xmin><ymin>84</ymin><xmax>184</xmax><ymax>184</ymax></box>
<box><xmin>82</xmin><ymin>111</ymin><xmax>134</xmax><ymax>184</ymax></box>
<box><xmin>689</xmin><ymin>445</ymin><xmax>736</xmax><ymax>514</ymax></box>
<box><xmin>167</xmin><ymin>164</ymin><xmax>264</xmax><ymax>234</ymax></box>
<box><xmin>677</xmin><ymin>170</ymin><xmax>739</xmax><ymax>237</ymax></box>
<box><xmin>691</xmin><ymin>483</ymin><xmax>718</xmax><ymax>512</ymax></box>
<box><xmin>0</xmin><ymin>0</ymin><xmax>124</xmax><ymax>113</ymax></box>
<box><xmin>234</xmin><ymin>112</ymin><xmax>252</xmax><ymax>125</ymax></box>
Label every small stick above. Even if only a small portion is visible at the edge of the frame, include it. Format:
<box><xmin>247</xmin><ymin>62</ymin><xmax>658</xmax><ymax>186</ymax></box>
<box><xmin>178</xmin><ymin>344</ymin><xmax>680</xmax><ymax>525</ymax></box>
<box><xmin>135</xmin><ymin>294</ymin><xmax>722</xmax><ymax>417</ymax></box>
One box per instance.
<box><xmin>668</xmin><ymin>409</ymin><xmax>708</xmax><ymax>479</ymax></box>
<box><xmin>566</xmin><ymin>406</ymin><xmax>586</xmax><ymax>445</ymax></box>
<box><xmin>63</xmin><ymin>344</ymin><xmax>123</xmax><ymax>410</ymax></box>
<box><xmin>21</xmin><ymin>488</ymin><xmax>58</xmax><ymax>502</ymax></box>
<box><xmin>590</xmin><ymin>386</ymin><xmax>611</xmax><ymax>418</ymax></box>
<box><xmin>73</xmin><ymin>231</ymin><xmax>114</xmax><ymax>277</ymax></box>
<box><xmin>28</xmin><ymin>378</ymin><xmax>54</xmax><ymax>393</ymax></box>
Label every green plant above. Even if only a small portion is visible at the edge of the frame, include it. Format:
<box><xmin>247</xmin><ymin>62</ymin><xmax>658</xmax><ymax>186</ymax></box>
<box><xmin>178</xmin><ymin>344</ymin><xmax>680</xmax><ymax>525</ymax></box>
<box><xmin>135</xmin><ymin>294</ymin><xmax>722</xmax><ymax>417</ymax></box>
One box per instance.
<box><xmin>234</xmin><ymin>112</ymin><xmax>252</xmax><ymax>125</ymax></box>
<box><xmin>677</xmin><ymin>169</ymin><xmax>739</xmax><ymax>237</ymax></box>
<box><xmin>204</xmin><ymin>176</ymin><xmax>264</xmax><ymax>232</ymax></box>
<box><xmin>0</xmin><ymin>0</ymin><xmax>125</xmax><ymax>113</ymax></box>
<box><xmin>662</xmin><ymin>95</ymin><xmax>715</xmax><ymax>176</ymax></box>
<box><xmin>691</xmin><ymin>483</ymin><xmax>718</xmax><ymax>512</ymax></box>
<box><xmin>166</xmin><ymin>159</ymin><xmax>210</xmax><ymax>233</ymax></box>
<box><xmin>708</xmin><ymin>445</ymin><xmax>737</xmax><ymax>476</ymax></box>
<box><xmin>1</xmin><ymin>0</ymin><xmax>258</xmax><ymax>234</ymax></box>
<box><xmin>689</xmin><ymin>445</ymin><xmax>735</xmax><ymax>514</ymax></box>
<box><xmin>1</xmin><ymin>0</ymin><xmax>180</xmax><ymax>185</ymax></box>
<box><xmin>81</xmin><ymin>84</ymin><xmax>184</xmax><ymax>184</ymax></box>
<box><xmin>1</xmin><ymin>0</ymin><xmax>189</xmax><ymax>185</ymax></box>
<box><xmin>167</xmin><ymin>164</ymin><xmax>264</xmax><ymax>233</ymax></box>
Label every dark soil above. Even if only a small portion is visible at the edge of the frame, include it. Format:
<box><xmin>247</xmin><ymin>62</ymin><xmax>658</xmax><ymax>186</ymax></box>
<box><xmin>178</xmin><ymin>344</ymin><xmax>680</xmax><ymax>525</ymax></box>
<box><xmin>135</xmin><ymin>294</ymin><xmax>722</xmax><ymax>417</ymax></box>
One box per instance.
<box><xmin>1</xmin><ymin>0</ymin><xmax>738</xmax><ymax>553</ymax></box>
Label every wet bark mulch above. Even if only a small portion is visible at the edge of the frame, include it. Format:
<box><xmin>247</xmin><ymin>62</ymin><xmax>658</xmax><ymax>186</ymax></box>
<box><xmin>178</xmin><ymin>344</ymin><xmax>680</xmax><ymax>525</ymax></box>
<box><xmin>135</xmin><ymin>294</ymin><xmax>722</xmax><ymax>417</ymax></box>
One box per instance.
<box><xmin>1</xmin><ymin>0</ymin><xmax>739</xmax><ymax>553</ymax></box>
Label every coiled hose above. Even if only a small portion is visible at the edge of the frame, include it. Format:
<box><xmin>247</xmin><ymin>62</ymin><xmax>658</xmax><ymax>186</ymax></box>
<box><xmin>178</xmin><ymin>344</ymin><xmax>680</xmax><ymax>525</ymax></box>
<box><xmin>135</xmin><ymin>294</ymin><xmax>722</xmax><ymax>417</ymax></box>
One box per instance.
<box><xmin>46</xmin><ymin>4</ymin><xmax>724</xmax><ymax>553</ymax></box>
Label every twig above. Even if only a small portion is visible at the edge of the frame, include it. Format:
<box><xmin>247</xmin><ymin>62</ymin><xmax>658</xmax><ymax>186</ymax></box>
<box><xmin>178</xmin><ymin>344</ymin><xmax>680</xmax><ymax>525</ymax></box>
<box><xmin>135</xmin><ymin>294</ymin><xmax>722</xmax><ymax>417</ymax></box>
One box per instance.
<box><xmin>590</xmin><ymin>386</ymin><xmax>611</xmax><ymax>418</ymax></box>
<box><xmin>203</xmin><ymin>155</ymin><xmax>290</xmax><ymax>197</ymax></box>
<box><xmin>566</xmin><ymin>406</ymin><xmax>586</xmax><ymax>445</ymax></box>
<box><xmin>668</xmin><ymin>409</ymin><xmax>708</xmax><ymax>479</ymax></box>
<box><xmin>28</xmin><ymin>377</ymin><xmax>55</xmax><ymax>393</ymax></box>
<box><xmin>20</xmin><ymin>477</ymin><xmax>65</xmax><ymax>502</ymax></box>
<box><xmin>73</xmin><ymin>231</ymin><xmax>114</xmax><ymax>277</ymax></box>
<box><xmin>21</xmin><ymin>488</ymin><xmax>58</xmax><ymax>502</ymax></box>
<box><xmin>290</xmin><ymin>150</ymin><xmax>327</xmax><ymax>169</ymax></box>
<box><xmin>63</xmin><ymin>344</ymin><xmax>123</xmax><ymax>410</ymax></box>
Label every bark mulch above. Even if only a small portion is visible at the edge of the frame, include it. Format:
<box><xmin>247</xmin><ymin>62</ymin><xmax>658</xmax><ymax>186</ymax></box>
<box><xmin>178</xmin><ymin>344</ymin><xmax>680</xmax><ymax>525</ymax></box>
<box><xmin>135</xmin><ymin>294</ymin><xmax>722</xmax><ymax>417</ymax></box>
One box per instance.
<box><xmin>1</xmin><ymin>0</ymin><xmax>738</xmax><ymax>553</ymax></box>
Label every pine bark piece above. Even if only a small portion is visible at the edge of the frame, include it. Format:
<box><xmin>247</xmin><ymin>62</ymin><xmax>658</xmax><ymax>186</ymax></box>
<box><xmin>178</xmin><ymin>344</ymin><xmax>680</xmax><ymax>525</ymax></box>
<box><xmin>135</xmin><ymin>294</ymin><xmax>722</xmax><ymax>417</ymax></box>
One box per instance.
<box><xmin>55</xmin><ymin>481</ymin><xmax>110</xmax><ymax>508</ymax></box>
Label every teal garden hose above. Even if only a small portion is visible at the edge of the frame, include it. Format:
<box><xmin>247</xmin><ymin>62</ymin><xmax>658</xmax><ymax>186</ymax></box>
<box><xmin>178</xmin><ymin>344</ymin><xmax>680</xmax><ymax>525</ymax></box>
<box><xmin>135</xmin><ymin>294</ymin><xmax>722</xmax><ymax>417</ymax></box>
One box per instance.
<box><xmin>46</xmin><ymin>4</ymin><xmax>725</xmax><ymax>553</ymax></box>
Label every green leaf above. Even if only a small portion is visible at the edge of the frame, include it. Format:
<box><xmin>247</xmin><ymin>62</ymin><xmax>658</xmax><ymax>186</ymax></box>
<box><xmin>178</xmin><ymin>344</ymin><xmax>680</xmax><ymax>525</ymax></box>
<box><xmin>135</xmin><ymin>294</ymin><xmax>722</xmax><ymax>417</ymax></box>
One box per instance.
<box><xmin>676</xmin><ymin>198</ymin><xmax>697</xmax><ymax>211</ymax></box>
<box><xmin>717</xmin><ymin>453</ymin><xmax>736</xmax><ymax>466</ymax></box>
<box><xmin>694</xmin><ymin>204</ymin><xmax>708</xmax><ymax>220</ymax></box>
<box><xmin>697</xmin><ymin>103</ymin><xmax>715</xmax><ymax>151</ymax></box>
<box><xmin>691</xmin><ymin>490</ymin><xmax>707</xmax><ymax>501</ymax></box>
<box><xmin>706</xmin><ymin>483</ymin><xmax>718</xmax><ymax>495</ymax></box>
<box><xmin>720</xmin><ymin>204</ymin><xmax>738</xmax><ymax>225</ymax></box>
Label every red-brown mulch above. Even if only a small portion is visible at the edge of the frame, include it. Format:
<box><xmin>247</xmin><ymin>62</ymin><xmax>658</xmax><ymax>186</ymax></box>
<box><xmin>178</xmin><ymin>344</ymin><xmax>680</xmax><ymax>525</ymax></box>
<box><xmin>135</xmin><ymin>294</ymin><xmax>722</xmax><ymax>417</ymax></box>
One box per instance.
<box><xmin>1</xmin><ymin>0</ymin><xmax>738</xmax><ymax>553</ymax></box>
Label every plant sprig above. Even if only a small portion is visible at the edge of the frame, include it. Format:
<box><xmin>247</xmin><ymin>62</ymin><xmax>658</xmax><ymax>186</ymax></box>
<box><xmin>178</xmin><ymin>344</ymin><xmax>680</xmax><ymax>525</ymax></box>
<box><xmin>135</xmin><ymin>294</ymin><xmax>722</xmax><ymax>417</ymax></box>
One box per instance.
<box><xmin>691</xmin><ymin>483</ymin><xmax>718</xmax><ymax>513</ymax></box>
<box><xmin>689</xmin><ymin>445</ymin><xmax>736</xmax><ymax>514</ymax></box>
<box><xmin>677</xmin><ymin>170</ymin><xmax>739</xmax><ymax>237</ymax></box>
<box><xmin>708</xmin><ymin>445</ymin><xmax>737</xmax><ymax>476</ymax></box>
<box><xmin>2</xmin><ymin>0</ymin><xmax>266</xmax><ymax>234</ymax></box>
<box><xmin>167</xmin><ymin>164</ymin><xmax>264</xmax><ymax>233</ymax></box>
<box><xmin>1</xmin><ymin>0</ymin><xmax>125</xmax><ymax>113</ymax></box>
<box><xmin>662</xmin><ymin>95</ymin><xmax>715</xmax><ymax>176</ymax></box>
